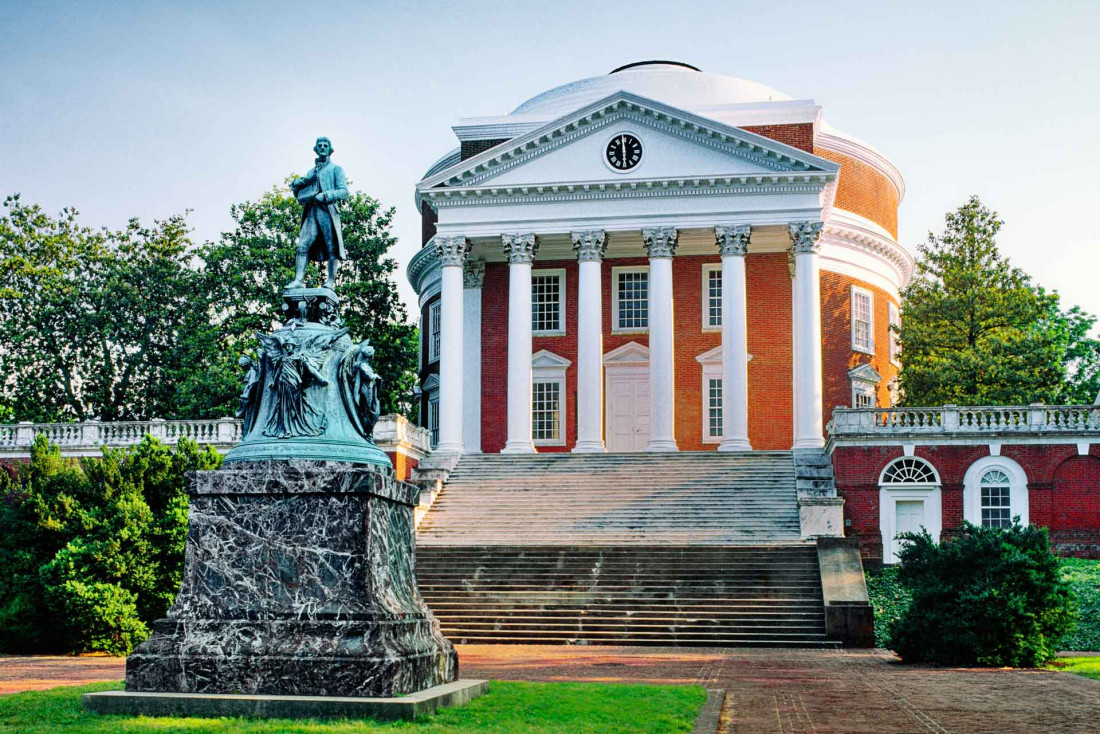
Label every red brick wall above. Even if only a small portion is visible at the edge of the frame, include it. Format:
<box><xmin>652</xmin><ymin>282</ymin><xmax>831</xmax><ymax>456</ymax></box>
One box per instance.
<box><xmin>481</xmin><ymin>263</ymin><xmax>510</xmax><ymax>453</ymax></box>
<box><xmin>820</xmin><ymin>271</ymin><xmax>899</xmax><ymax>426</ymax></box>
<box><xmin>833</xmin><ymin>444</ymin><xmax>1100</xmax><ymax>561</ymax></box>
<box><xmin>746</xmin><ymin>253</ymin><xmax>794</xmax><ymax>450</ymax></box>
<box><xmin>671</xmin><ymin>256</ymin><xmax>721</xmax><ymax>452</ymax></box>
<box><xmin>813</xmin><ymin>147</ymin><xmax>899</xmax><ymax>238</ymax></box>
<box><xmin>744</xmin><ymin>123</ymin><xmax>815</xmax><ymax>153</ymax></box>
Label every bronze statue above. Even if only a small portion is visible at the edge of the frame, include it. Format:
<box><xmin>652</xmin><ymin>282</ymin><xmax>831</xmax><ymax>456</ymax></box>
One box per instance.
<box><xmin>285</xmin><ymin>137</ymin><xmax>349</xmax><ymax>290</ymax></box>
<box><xmin>338</xmin><ymin>340</ymin><xmax>383</xmax><ymax>442</ymax></box>
<box><xmin>259</xmin><ymin>328</ymin><xmax>347</xmax><ymax>438</ymax></box>
<box><xmin>236</xmin><ymin>354</ymin><xmax>262</xmax><ymax>435</ymax></box>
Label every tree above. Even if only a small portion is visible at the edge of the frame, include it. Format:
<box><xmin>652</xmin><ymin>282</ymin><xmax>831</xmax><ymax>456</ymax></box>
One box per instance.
<box><xmin>180</xmin><ymin>184</ymin><xmax>418</xmax><ymax>418</ymax></box>
<box><xmin>898</xmin><ymin>196</ymin><xmax>1099</xmax><ymax>406</ymax></box>
<box><xmin>0</xmin><ymin>195</ymin><xmax>200</xmax><ymax>421</ymax></box>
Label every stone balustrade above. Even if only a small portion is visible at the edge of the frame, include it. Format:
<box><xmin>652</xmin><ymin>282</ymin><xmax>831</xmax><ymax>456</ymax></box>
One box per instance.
<box><xmin>0</xmin><ymin>414</ymin><xmax>431</xmax><ymax>460</ymax></box>
<box><xmin>829</xmin><ymin>404</ymin><xmax>1100</xmax><ymax>442</ymax></box>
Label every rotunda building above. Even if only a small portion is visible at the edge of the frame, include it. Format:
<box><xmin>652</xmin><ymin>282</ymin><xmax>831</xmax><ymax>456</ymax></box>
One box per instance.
<box><xmin>408</xmin><ymin>62</ymin><xmax>911</xmax><ymax>455</ymax></box>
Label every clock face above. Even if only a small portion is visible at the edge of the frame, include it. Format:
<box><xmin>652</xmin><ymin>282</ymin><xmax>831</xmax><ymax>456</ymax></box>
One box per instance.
<box><xmin>605</xmin><ymin>133</ymin><xmax>643</xmax><ymax>171</ymax></box>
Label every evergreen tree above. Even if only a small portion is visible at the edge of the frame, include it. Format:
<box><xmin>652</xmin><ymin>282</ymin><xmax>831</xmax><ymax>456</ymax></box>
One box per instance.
<box><xmin>898</xmin><ymin>196</ymin><xmax>1098</xmax><ymax>406</ymax></box>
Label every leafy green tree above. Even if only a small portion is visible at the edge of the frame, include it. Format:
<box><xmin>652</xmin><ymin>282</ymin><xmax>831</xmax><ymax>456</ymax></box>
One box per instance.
<box><xmin>898</xmin><ymin>196</ymin><xmax>1099</xmax><ymax>406</ymax></box>
<box><xmin>0</xmin><ymin>195</ymin><xmax>200</xmax><ymax>421</ymax></box>
<box><xmin>179</xmin><ymin>184</ymin><xmax>418</xmax><ymax>418</ymax></box>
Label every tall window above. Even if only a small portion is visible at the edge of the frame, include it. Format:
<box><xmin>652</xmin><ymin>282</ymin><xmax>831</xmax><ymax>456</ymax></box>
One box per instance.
<box><xmin>532</xmin><ymin>270</ymin><xmax>565</xmax><ymax>335</ymax></box>
<box><xmin>427</xmin><ymin>395</ymin><xmax>440</xmax><ymax>448</ymax></box>
<box><xmin>851</xmin><ymin>287</ymin><xmax>874</xmax><ymax>353</ymax></box>
<box><xmin>888</xmin><ymin>302</ymin><xmax>901</xmax><ymax>365</ymax></box>
<box><xmin>613</xmin><ymin>268</ymin><xmax>649</xmax><ymax>331</ymax></box>
<box><xmin>532</xmin><ymin>381</ymin><xmax>562</xmax><ymax>442</ymax></box>
<box><xmin>428</xmin><ymin>301</ymin><xmax>442</xmax><ymax>363</ymax></box>
<box><xmin>703</xmin><ymin>265</ymin><xmax>722</xmax><ymax>329</ymax></box>
<box><xmin>980</xmin><ymin>469</ymin><xmax>1012</xmax><ymax>528</ymax></box>
<box><xmin>707</xmin><ymin>378</ymin><xmax>723</xmax><ymax>439</ymax></box>
<box><xmin>853</xmin><ymin>385</ymin><xmax>876</xmax><ymax>408</ymax></box>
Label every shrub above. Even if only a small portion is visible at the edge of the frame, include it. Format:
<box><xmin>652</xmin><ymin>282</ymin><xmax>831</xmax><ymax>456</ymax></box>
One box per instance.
<box><xmin>889</xmin><ymin>521</ymin><xmax>1074</xmax><ymax>667</ymax></box>
<box><xmin>866</xmin><ymin>566</ymin><xmax>912</xmax><ymax>648</ymax></box>
<box><xmin>1060</xmin><ymin>558</ymin><xmax>1100</xmax><ymax>651</ymax></box>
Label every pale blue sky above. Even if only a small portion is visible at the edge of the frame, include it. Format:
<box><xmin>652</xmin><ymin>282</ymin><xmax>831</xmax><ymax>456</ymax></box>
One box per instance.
<box><xmin>2</xmin><ymin>0</ymin><xmax>1097</xmax><ymax>317</ymax></box>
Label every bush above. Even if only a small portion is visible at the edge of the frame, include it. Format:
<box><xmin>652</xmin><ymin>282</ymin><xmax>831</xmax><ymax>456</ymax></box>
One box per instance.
<box><xmin>1060</xmin><ymin>558</ymin><xmax>1100</xmax><ymax>651</ymax></box>
<box><xmin>0</xmin><ymin>435</ymin><xmax>220</xmax><ymax>655</ymax></box>
<box><xmin>889</xmin><ymin>521</ymin><xmax>1074</xmax><ymax>667</ymax></box>
<box><xmin>866</xmin><ymin>566</ymin><xmax>912</xmax><ymax>648</ymax></box>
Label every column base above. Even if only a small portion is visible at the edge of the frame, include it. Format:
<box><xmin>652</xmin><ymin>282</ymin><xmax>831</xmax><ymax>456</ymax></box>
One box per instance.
<box><xmin>645</xmin><ymin>439</ymin><xmax>679</xmax><ymax>453</ymax></box>
<box><xmin>792</xmin><ymin>437</ymin><xmax>826</xmax><ymax>450</ymax></box>
<box><xmin>717</xmin><ymin>437</ymin><xmax>753</xmax><ymax>452</ymax></box>
<box><xmin>500</xmin><ymin>442</ymin><xmax>536</xmax><ymax>454</ymax></box>
<box><xmin>572</xmin><ymin>441</ymin><xmax>607</xmax><ymax>454</ymax></box>
<box><xmin>434</xmin><ymin>441</ymin><xmax>465</xmax><ymax>459</ymax></box>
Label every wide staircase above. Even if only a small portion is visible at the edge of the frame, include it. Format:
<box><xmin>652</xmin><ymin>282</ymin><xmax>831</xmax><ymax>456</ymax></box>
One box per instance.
<box><xmin>415</xmin><ymin>452</ymin><xmax>837</xmax><ymax>647</ymax></box>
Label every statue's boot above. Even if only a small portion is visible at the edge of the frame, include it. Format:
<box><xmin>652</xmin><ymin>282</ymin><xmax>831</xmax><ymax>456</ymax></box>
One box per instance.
<box><xmin>324</xmin><ymin>259</ymin><xmax>337</xmax><ymax>290</ymax></box>
<box><xmin>285</xmin><ymin>252</ymin><xmax>309</xmax><ymax>289</ymax></box>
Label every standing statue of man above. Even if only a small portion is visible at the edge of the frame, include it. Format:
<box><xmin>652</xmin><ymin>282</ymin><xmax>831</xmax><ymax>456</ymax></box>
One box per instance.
<box><xmin>286</xmin><ymin>136</ymin><xmax>349</xmax><ymax>290</ymax></box>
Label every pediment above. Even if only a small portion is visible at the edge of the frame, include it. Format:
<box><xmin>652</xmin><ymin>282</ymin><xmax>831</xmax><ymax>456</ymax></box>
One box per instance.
<box><xmin>695</xmin><ymin>346</ymin><xmax>753</xmax><ymax>365</ymax></box>
<box><xmin>422</xmin><ymin>374</ymin><xmax>439</xmax><ymax>391</ymax></box>
<box><xmin>603</xmin><ymin>341</ymin><xmax>649</xmax><ymax>365</ymax></box>
<box><xmin>417</xmin><ymin>92</ymin><xmax>839</xmax><ymax>203</ymax></box>
<box><xmin>532</xmin><ymin>349</ymin><xmax>572</xmax><ymax>369</ymax></box>
<box><xmin>848</xmin><ymin>363</ymin><xmax>883</xmax><ymax>384</ymax></box>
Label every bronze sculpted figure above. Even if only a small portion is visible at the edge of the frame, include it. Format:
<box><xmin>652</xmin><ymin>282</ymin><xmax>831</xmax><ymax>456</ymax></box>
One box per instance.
<box><xmin>259</xmin><ymin>328</ymin><xmax>347</xmax><ymax>438</ymax></box>
<box><xmin>338</xmin><ymin>340</ymin><xmax>383</xmax><ymax>441</ymax></box>
<box><xmin>286</xmin><ymin>137</ymin><xmax>349</xmax><ymax>290</ymax></box>
<box><xmin>236</xmin><ymin>354</ymin><xmax>263</xmax><ymax>435</ymax></box>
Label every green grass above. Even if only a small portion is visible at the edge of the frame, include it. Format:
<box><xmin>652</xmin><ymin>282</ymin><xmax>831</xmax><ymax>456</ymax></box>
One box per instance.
<box><xmin>867</xmin><ymin>557</ymin><xmax>1100</xmax><ymax>652</ymax></box>
<box><xmin>0</xmin><ymin>680</ymin><xmax>706</xmax><ymax>734</ymax></box>
<box><xmin>1046</xmin><ymin>657</ymin><xmax>1100</xmax><ymax>681</ymax></box>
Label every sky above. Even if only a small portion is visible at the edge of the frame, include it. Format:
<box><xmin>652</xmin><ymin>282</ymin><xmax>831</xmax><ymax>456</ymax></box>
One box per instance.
<box><xmin>2</xmin><ymin>0</ymin><xmax>1098</xmax><ymax>320</ymax></box>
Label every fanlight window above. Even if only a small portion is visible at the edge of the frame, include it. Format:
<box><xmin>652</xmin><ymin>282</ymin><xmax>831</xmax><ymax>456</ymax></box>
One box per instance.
<box><xmin>980</xmin><ymin>469</ymin><xmax>1012</xmax><ymax>528</ymax></box>
<box><xmin>881</xmin><ymin>457</ymin><xmax>938</xmax><ymax>485</ymax></box>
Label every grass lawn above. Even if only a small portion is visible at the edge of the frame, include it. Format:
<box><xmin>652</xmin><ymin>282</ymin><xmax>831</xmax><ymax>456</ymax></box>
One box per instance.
<box><xmin>1047</xmin><ymin>657</ymin><xmax>1100</xmax><ymax>681</ymax></box>
<box><xmin>0</xmin><ymin>680</ymin><xmax>706</xmax><ymax>734</ymax></box>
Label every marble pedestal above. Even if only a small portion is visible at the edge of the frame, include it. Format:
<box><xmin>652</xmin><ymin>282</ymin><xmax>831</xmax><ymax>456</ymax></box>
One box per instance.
<box><xmin>125</xmin><ymin>460</ymin><xmax>457</xmax><ymax>698</ymax></box>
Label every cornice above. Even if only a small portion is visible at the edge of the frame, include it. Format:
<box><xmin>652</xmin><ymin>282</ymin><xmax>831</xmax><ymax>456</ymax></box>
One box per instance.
<box><xmin>816</xmin><ymin>127</ymin><xmax>905</xmax><ymax>203</ymax></box>
<box><xmin>407</xmin><ymin>238</ymin><xmax>441</xmax><ymax>294</ymax></box>
<box><xmin>822</xmin><ymin>211</ymin><xmax>915</xmax><ymax>287</ymax></box>
<box><xmin>418</xmin><ymin>91</ymin><xmax>840</xmax><ymax>195</ymax></box>
<box><xmin>421</xmin><ymin>173</ymin><xmax>832</xmax><ymax>209</ymax></box>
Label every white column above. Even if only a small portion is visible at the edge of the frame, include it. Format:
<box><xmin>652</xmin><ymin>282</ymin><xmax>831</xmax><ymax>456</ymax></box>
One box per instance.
<box><xmin>572</xmin><ymin>230</ymin><xmax>607</xmax><ymax>453</ymax></box>
<box><xmin>715</xmin><ymin>225</ymin><xmax>752</xmax><ymax>451</ymax></box>
<box><xmin>434</xmin><ymin>235</ymin><xmax>469</xmax><ymax>457</ymax></box>
<box><xmin>643</xmin><ymin>227</ymin><xmax>679</xmax><ymax>452</ymax></box>
<box><xmin>790</xmin><ymin>222</ymin><xmax>825</xmax><ymax>449</ymax></box>
<box><xmin>501</xmin><ymin>233</ymin><xmax>539</xmax><ymax>454</ymax></box>
<box><xmin>462</xmin><ymin>259</ymin><xmax>485</xmax><ymax>453</ymax></box>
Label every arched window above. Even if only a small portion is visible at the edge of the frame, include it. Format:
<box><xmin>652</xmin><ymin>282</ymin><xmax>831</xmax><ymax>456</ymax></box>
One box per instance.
<box><xmin>963</xmin><ymin>457</ymin><xmax>1029</xmax><ymax>529</ymax></box>
<box><xmin>879</xmin><ymin>456</ymin><xmax>942</xmax><ymax>564</ymax></box>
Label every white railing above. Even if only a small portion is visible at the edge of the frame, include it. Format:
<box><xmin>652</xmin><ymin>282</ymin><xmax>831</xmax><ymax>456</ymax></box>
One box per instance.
<box><xmin>0</xmin><ymin>415</ymin><xmax>429</xmax><ymax>457</ymax></box>
<box><xmin>830</xmin><ymin>404</ymin><xmax>1100</xmax><ymax>438</ymax></box>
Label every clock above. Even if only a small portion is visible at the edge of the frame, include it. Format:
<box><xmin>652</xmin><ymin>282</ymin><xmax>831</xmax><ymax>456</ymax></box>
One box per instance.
<box><xmin>605</xmin><ymin>133</ymin><xmax>643</xmax><ymax>171</ymax></box>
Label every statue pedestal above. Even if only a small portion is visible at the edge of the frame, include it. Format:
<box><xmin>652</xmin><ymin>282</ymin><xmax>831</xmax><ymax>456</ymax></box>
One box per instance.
<box><xmin>125</xmin><ymin>461</ymin><xmax>457</xmax><ymax>698</ymax></box>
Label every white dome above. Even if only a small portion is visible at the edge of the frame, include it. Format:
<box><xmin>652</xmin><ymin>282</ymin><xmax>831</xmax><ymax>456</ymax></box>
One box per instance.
<box><xmin>511</xmin><ymin>62</ymin><xmax>794</xmax><ymax>119</ymax></box>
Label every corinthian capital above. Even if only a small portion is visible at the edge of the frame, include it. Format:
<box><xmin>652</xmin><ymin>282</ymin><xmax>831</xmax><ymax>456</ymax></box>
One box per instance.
<box><xmin>715</xmin><ymin>224</ymin><xmax>751</xmax><ymax>256</ymax></box>
<box><xmin>788</xmin><ymin>221</ymin><xmax>824</xmax><ymax>254</ymax></box>
<box><xmin>435</xmin><ymin>235</ymin><xmax>470</xmax><ymax>267</ymax></box>
<box><xmin>642</xmin><ymin>227</ymin><xmax>678</xmax><ymax>258</ymax></box>
<box><xmin>463</xmin><ymin>259</ymin><xmax>485</xmax><ymax>289</ymax></box>
<box><xmin>502</xmin><ymin>233</ymin><xmax>539</xmax><ymax>264</ymax></box>
<box><xmin>571</xmin><ymin>230</ymin><xmax>607</xmax><ymax>262</ymax></box>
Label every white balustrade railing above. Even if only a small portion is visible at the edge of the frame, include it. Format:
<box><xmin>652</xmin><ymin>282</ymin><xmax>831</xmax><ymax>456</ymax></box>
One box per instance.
<box><xmin>0</xmin><ymin>415</ymin><xmax>429</xmax><ymax>456</ymax></box>
<box><xmin>831</xmin><ymin>404</ymin><xmax>1100</xmax><ymax>438</ymax></box>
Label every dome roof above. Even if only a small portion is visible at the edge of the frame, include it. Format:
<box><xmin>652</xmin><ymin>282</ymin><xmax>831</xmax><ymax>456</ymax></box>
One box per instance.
<box><xmin>511</xmin><ymin>62</ymin><xmax>794</xmax><ymax>119</ymax></box>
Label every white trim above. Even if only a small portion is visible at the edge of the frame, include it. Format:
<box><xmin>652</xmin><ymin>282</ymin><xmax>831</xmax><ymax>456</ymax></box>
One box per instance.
<box><xmin>963</xmin><ymin>456</ymin><xmax>1029</xmax><ymax>528</ymax></box>
<box><xmin>880</xmin><ymin>486</ymin><xmax>942</xmax><ymax>565</ymax></box>
<box><xmin>602</xmin><ymin>129</ymin><xmax>645</xmax><ymax>175</ymax></box>
<box><xmin>850</xmin><ymin>285</ymin><xmax>875</xmax><ymax>355</ymax></box>
<box><xmin>702</xmin><ymin>263</ymin><xmax>722</xmax><ymax>331</ymax></box>
<box><xmin>989</xmin><ymin>443</ymin><xmax>1002</xmax><ymax>456</ymax></box>
<box><xmin>611</xmin><ymin>266</ymin><xmax>650</xmax><ymax>334</ymax></box>
<box><xmin>531</xmin><ymin>350</ymin><xmax>571</xmax><ymax>447</ymax></box>
<box><xmin>888</xmin><ymin>301</ymin><xmax>901</xmax><ymax>367</ymax></box>
<box><xmin>816</xmin><ymin>124</ymin><xmax>906</xmax><ymax>203</ymax></box>
<box><xmin>427</xmin><ymin>300</ymin><xmax>442</xmax><ymax>364</ymax></box>
<box><xmin>531</xmin><ymin>267</ymin><xmax>567</xmax><ymax>336</ymax></box>
<box><xmin>851</xmin><ymin>383</ymin><xmax>876</xmax><ymax>409</ymax></box>
<box><xmin>1079</xmin><ymin>442</ymin><xmax>1092</xmax><ymax>456</ymax></box>
<box><xmin>698</xmin><ymin>346</ymin><xmax>724</xmax><ymax>444</ymax></box>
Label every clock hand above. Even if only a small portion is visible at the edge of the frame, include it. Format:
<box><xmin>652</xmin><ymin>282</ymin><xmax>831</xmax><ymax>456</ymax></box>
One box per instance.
<box><xmin>620</xmin><ymin>136</ymin><xmax>626</xmax><ymax>162</ymax></box>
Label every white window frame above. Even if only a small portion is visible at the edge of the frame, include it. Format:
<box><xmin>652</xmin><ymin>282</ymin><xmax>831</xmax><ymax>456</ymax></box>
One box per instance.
<box><xmin>426</xmin><ymin>391</ymin><xmax>440</xmax><ymax>448</ymax></box>
<box><xmin>888</xmin><ymin>301</ymin><xmax>901</xmax><ymax>366</ymax></box>
<box><xmin>963</xmin><ymin>456</ymin><xmax>1029</xmax><ymax>528</ymax></box>
<box><xmin>852</xmin><ymin>384</ymin><xmax>876</xmax><ymax>409</ymax></box>
<box><xmin>531</xmin><ymin>268</ymin><xmax>567</xmax><ymax>336</ymax></box>
<box><xmin>850</xmin><ymin>285</ymin><xmax>875</xmax><ymax>355</ymax></box>
<box><xmin>702</xmin><ymin>264</ymin><xmax>722</xmax><ymax>332</ymax></box>
<box><xmin>611</xmin><ymin>266</ymin><xmax>650</xmax><ymax>334</ymax></box>
<box><xmin>532</xmin><ymin>350</ymin><xmax>571</xmax><ymax>447</ymax></box>
<box><xmin>698</xmin><ymin>348</ymin><xmax>724</xmax><ymax>444</ymax></box>
<box><xmin>879</xmin><ymin>457</ymin><xmax>942</xmax><ymax>564</ymax></box>
<box><xmin>427</xmin><ymin>300</ymin><xmax>442</xmax><ymax>364</ymax></box>
<box><xmin>848</xmin><ymin>364</ymin><xmax>882</xmax><ymax>409</ymax></box>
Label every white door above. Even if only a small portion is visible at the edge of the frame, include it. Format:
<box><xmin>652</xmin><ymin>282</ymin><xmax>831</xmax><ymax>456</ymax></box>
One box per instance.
<box><xmin>894</xmin><ymin>500</ymin><xmax>925</xmax><ymax>560</ymax></box>
<box><xmin>606</xmin><ymin>370</ymin><xmax>650</xmax><ymax>452</ymax></box>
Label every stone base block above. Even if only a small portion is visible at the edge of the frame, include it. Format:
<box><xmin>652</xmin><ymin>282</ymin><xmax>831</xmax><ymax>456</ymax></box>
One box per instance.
<box><xmin>84</xmin><ymin>679</ymin><xmax>488</xmax><ymax>721</ymax></box>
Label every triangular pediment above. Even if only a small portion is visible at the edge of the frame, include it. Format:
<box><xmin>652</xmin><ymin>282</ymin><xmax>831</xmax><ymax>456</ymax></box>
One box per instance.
<box><xmin>848</xmin><ymin>363</ymin><xmax>883</xmax><ymax>384</ymax></box>
<box><xmin>603</xmin><ymin>341</ymin><xmax>649</xmax><ymax>365</ymax></box>
<box><xmin>532</xmin><ymin>349</ymin><xmax>572</xmax><ymax>369</ymax></box>
<box><xmin>695</xmin><ymin>346</ymin><xmax>753</xmax><ymax>365</ymax></box>
<box><xmin>422</xmin><ymin>374</ymin><xmax>439</xmax><ymax>391</ymax></box>
<box><xmin>417</xmin><ymin>91</ymin><xmax>839</xmax><ymax>199</ymax></box>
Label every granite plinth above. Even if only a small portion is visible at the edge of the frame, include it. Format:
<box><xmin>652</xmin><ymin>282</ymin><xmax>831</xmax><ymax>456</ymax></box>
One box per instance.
<box><xmin>84</xmin><ymin>680</ymin><xmax>488</xmax><ymax>720</ymax></box>
<box><xmin>125</xmin><ymin>460</ymin><xmax>456</xmax><ymax>698</ymax></box>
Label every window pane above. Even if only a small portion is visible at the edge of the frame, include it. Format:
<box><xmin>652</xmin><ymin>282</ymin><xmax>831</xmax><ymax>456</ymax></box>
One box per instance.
<box><xmin>853</xmin><ymin>291</ymin><xmax>872</xmax><ymax>351</ymax></box>
<box><xmin>532</xmin><ymin>381</ymin><xmax>561</xmax><ymax>441</ymax></box>
<box><xmin>532</xmin><ymin>274</ymin><xmax>561</xmax><ymax>333</ymax></box>
<box><xmin>980</xmin><ymin>471</ymin><xmax>1012</xmax><ymax>528</ymax></box>
<box><xmin>617</xmin><ymin>271</ymin><xmax>648</xmax><ymax>329</ymax></box>
<box><xmin>429</xmin><ymin>302</ymin><xmax>441</xmax><ymax>362</ymax></box>
<box><xmin>707</xmin><ymin>269</ymin><xmax>722</xmax><ymax>327</ymax></box>
<box><xmin>708</xmin><ymin>378</ymin><xmax>723</xmax><ymax>437</ymax></box>
<box><xmin>428</xmin><ymin>397</ymin><xmax>440</xmax><ymax>448</ymax></box>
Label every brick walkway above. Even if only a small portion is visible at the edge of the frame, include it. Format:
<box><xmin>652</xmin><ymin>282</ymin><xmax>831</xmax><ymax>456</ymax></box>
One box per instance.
<box><xmin>4</xmin><ymin>647</ymin><xmax>1100</xmax><ymax>733</ymax></box>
